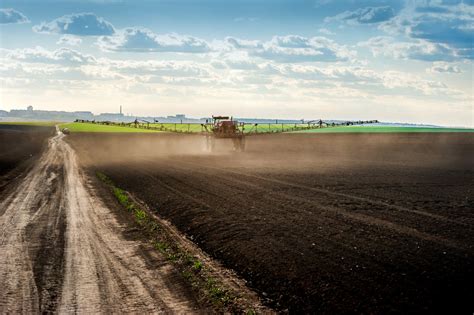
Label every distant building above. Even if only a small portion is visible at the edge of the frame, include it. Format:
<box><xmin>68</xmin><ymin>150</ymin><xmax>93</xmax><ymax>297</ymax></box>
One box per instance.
<box><xmin>10</xmin><ymin>109</ymin><xmax>29</xmax><ymax>117</ymax></box>
<box><xmin>1</xmin><ymin>107</ymin><xmax>208</xmax><ymax>123</ymax></box>
<box><xmin>97</xmin><ymin>112</ymin><xmax>125</xmax><ymax>122</ymax></box>
<box><xmin>73</xmin><ymin>111</ymin><xmax>94</xmax><ymax>120</ymax></box>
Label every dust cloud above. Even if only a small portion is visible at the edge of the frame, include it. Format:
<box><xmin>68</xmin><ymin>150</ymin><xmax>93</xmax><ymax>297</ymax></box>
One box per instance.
<box><xmin>68</xmin><ymin>132</ymin><xmax>474</xmax><ymax>172</ymax></box>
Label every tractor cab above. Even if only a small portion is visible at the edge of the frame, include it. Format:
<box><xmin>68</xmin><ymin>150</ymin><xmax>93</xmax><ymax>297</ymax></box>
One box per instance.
<box><xmin>213</xmin><ymin>119</ymin><xmax>239</xmax><ymax>138</ymax></box>
<box><xmin>202</xmin><ymin>115</ymin><xmax>246</xmax><ymax>151</ymax></box>
<box><xmin>210</xmin><ymin>116</ymin><xmax>242</xmax><ymax>138</ymax></box>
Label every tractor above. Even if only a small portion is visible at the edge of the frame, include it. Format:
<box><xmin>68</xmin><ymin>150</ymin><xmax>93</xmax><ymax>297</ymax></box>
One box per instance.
<box><xmin>202</xmin><ymin>116</ymin><xmax>246</xmax><ymax>152</ymax></box>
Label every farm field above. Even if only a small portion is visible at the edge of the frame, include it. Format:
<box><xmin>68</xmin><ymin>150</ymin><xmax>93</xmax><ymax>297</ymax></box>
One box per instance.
<box><xmin>60</xmin><ymin>121</ymin><xmax>474</xmax><ymax>134</ymax></box>
<box><xmin>59</xmin><ymin>122</ymin><xmax>162</xmax><ymax>133</ymax></box>
<box><xmin>68</xmin><ymin>132</ymin><xmax>474</xmax><ymax>313</ymax></box>
<box><xmin>61</xmin><ymin>121</ymin><xmax>314</xmax><ymax>133</ymax></box>
<box><xmin>292</xmin><ymin>126</ymin><xmax>474</xmax><ymax>133</ymax></box>
<box><xmin>0</xmin><ymin>124</ymin><xmax>54</xmax><ymax>187</ymax></box>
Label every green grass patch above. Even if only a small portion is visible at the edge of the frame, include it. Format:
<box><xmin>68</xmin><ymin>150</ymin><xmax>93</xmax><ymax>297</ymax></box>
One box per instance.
<box><xmin>206</xmin><ymin>277</ymin><xmax>233</xmax><ymax>305</ymax></box>
<box><xmin>112</xmin><ymin>187</ymin><xmax>129</xmax><ymax>206</ymax></box>
<box><xmin>59</xmin><ymin>122</ymin><xmax>161</xmax><ymax>133</ymax></box>
<box><xmin>291</xmin><ymin>126</ymin><xmax>474</xmax><ymax>133</ymax></box>
<box><xmin>96</xmin><ymin>171</ymin><xmax>113</xmax><ymax>185</ymax></box>
<box><xmin>154</xmin><ymin>241</ymin><xmax>170</xmax><ymax>253</ymax></box>
<box><xmin>134</xmin><ymin>209</ymin><xmax>148</xmax><ymax>222</ymax></box>
<box><xmin>95</xmin><ymin>171</ymin><xmax>252</xmax><ymax>312</ymax></box>
<box><xmin>193</xmin><ymin>259</ymin><xmax>203</xmax><ymax>272</ymax></box>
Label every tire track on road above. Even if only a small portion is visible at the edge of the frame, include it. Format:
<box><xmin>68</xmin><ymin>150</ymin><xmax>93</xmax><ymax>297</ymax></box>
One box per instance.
<box><xmin>0</xmin><ymin>133</ymin><xmax>63</xmax><ymax>313</ymax></box>
<box><xmin>0</xmin><ymin>129</ymin><xmax>203</xmax><ymax>313</ymax></box>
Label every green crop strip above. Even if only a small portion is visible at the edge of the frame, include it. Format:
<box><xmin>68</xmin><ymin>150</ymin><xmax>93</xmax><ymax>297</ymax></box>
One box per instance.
<box><xmin>291</xmin><ymin>126</ymin><xmax>474</xmax><ymax>133</ymax></box>
<box><xmin>95</xmin><ymin>171</ymin><xmax>255</xmax><ymax>313</ymax></box>
<box><xmin>59</xmin><ymin>122</ymin><xmax>162</xmax><ymax>133</ymax></box>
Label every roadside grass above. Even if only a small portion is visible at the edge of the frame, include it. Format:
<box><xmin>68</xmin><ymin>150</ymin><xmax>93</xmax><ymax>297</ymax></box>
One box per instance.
<box><xmin>291</xmin><ymin>126</ymin><xmax>474</xmax><ymax>133</ymax></box>
<box><xmin>96</xmin><ymin>171</ymin><xmax>253</xmax><ymax>313</ymax></box>
<box><xmin>112</xmin><ymin>187</ymin><xmax>129</xmax><ymax>206</ymax></box>
<box><xmin>59</xmin><ymin>122</ymin><xmax>161</xmax><ymax>133</ymax></box>
<box><xmin>0</xmin><ymin>121</ymin><xmax>58</xmax><ymax>127</ymax></box>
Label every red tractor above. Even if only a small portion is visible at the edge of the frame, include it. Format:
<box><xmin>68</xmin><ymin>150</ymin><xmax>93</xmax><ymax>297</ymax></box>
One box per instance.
<box><xmin>202</xmin><ymin>116</ymin><xmax>246</xmax><ymax>152</ymax></box>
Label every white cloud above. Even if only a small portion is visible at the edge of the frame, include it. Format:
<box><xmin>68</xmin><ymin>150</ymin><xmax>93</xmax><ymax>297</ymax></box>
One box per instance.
<box><xmin>33</xmin><ymin>13</ymin><xmax>115</xmax><ymax>36</ymax></box>
<box><xmin>0</xmin><ymin>8</ymin><xmax>29</xmax><ymax>24</ymax></box>
<box><xmin>257</xmin><ymin>63</ymin><xmax>458</xmax><ymax>98</ymax></box>
<box><xmin>225</xmin><ymin>37</ymin><xmax>262</xmax><ymax>49</ymax></box>
<box><xmin>379</xmin><ymin>2</ymin><xmax>474</xmax><ymax>60</ymax></box>
<box><xmin>282</xmin><ymin>65</ymin><xmax>380</xmax><ymax>83</ymax></box>
<box><xmin>109</xmin><ymin>60</ymin><xmax>211</xmax><ymax>78</ymax></box>
<box><xmin>1</xmin><ymin>42</ymin><xmax>468</xmax><ymax>123</ymax></box>
<box><xmin>97</xmin><ymin>28</ymin><xmax>210</xmax><ymax>53</ymax></box>
<box><xmin>57</xmin><ymin>35</ymin><xmax>83</xmax><ymax>46</ymax></box>
<box><xmin>428</xmin><ymin>61</ymin><xmax>463</xmax><ymax>73</ymax></box>
<box><xmin>359</xmin><ymin>36</ymin><xmax>458</xmax><ymax>61</ymax></box>
<box><xmin>210</xmin><ymin>60</ymin><xmax>227</xmax><ymax>69</ymax></box>
<box><xmin>225</xmin><ymin>58</ymin><xmax>259</xmax><ymax>70</ymax></box>
<box><xmin>325</xmin><ymin>6</ymin><xmax>395</xmax><ymax>24</ymax></box>
<box><xmin>318</xmin><ymin>28</ymin><xmax>335</xmax><ymax>35</ymax></box>
<box><xmin>215</xmin><ymin>50</ymin><xmax>261</xmax><ymax>70</ymax></box>
<box><xmin>226</xmin><ymin>35</ymin><xmax>354</xmax><ymax>63</ymax></box>
<box><xmin>4</xmin><ymin>46</ymin><xmax>97</xmax><ymax>65</ymax></box>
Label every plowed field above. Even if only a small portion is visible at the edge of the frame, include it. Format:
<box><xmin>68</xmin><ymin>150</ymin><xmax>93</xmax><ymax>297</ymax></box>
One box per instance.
<box><xmin>69</xmin><ymin>132</ymin><xmax>474</xmax><ymax>313</ymax></box>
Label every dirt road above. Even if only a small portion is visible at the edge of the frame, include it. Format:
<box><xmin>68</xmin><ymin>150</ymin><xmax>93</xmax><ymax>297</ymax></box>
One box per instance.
<box><xmin>0</xmin><ymin>129</ymin><xmax>201</xmax><ymax>313</ymax></box>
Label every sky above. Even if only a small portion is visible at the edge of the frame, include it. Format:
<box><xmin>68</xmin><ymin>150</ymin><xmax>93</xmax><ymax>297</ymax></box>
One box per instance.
<box><xmin>0</xmin><ymin>0</ymin><xmax>472</xmax><ymax>127</ymax></box>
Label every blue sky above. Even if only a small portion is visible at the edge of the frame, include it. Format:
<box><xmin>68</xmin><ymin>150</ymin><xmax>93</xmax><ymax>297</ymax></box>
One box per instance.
<box><xmin>0</xmin><ymin>0</ymin><xmax>472</xmax><ymax>126</ymax></box>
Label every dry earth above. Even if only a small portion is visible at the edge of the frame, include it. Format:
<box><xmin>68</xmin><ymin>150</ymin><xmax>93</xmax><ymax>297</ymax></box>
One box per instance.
<box><xmin>0</xmin><ymin>127</ymin><xmax>203</xmax><ymax>313</ymax></box>
<box><xmin>69</xmin><ymin>132</ymin><xmax>474</xmax><ymax>313</ymax></box>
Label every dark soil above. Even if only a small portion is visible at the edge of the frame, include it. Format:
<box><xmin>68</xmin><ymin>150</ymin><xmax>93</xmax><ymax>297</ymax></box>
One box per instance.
<box><xmin>68</xmin><ymin>132</ymin><xmax>474</xmax><ymax>314</ymax></box>
<box><xmin>0</xmin><ymin>124</ymin><xmax>54</xmax><ymax>191</ymax></box>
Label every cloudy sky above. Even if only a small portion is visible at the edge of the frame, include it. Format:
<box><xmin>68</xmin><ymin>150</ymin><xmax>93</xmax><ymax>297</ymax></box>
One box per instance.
<box><xmin>0</xmin><ymin>0</ymin><xmax>472</xmax><ymax>126</ymax></box>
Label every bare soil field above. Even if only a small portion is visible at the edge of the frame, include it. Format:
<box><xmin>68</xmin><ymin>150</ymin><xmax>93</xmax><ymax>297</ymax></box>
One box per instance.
<box><xmin>69</xmin><ymin>132</ymin><xmax>474</xmax><ymax>314</ymax></box>
<box><xmin>0</xmin><ymin>125</ymin><xmax>54</xmax><ymax>189</ymax></box>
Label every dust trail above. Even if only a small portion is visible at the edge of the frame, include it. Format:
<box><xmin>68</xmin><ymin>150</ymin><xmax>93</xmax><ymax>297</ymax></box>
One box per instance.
<box><xmin>0</xmin><ymin>129</ymin><xmax>200</xmax><ymax>313</ymax></box>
